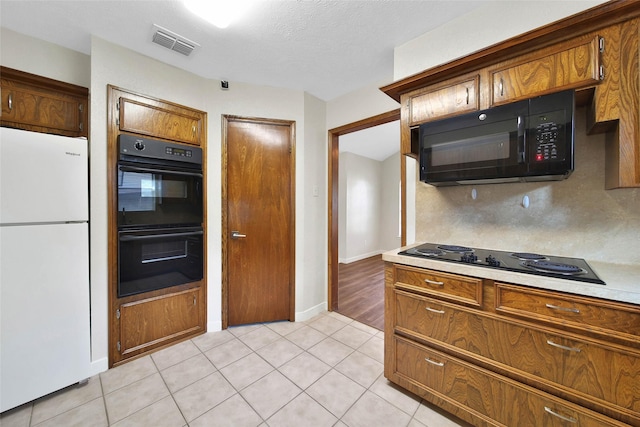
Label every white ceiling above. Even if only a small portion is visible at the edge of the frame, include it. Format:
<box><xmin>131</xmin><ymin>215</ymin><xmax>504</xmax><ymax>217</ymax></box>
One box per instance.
<box><xmin>0</xmin><ymin>0</ymin><xmax>488</xmax><ymax>102</ymax></box>
<box><xmin>339</xmin><ymin>121</ymin><xmax>400</xmax><ymax>162</ymax></box>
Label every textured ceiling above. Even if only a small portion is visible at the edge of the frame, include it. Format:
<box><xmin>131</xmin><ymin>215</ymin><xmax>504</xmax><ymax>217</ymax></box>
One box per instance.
<box><xmin>0</xmin><ymin>0</ymin><xmax>488</xmax><ymax>101</ymax></box>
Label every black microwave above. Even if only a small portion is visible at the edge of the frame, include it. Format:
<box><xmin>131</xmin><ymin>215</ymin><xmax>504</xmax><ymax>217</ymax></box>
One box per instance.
<box><xmin>419</xmin><ymin>89</ymin><xmax>575</xmax><ymax>186</ymax></box>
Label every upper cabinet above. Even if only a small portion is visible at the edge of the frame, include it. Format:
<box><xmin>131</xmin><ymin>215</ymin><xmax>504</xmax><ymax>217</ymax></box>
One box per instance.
<box><xmin>116</xmin><ymin>90</ymin><xmax>205</xmax><ymax>146</ymax></box>
<box><xmin>407</xmin><ymin>74</ymin><xmax>479</xmax><ymax>126</ymax></box>
<box><xmin>490</xmin><ymin>35</ymin><xmax>602</xmax><ymax>106</ymax></box>
<box><xmin>382</xmin><ymin>1</ymin><xmax>640</xmax><ymax>189</ymax></box>
<box><xmin>0</xmin><ymin>66</ymin><xmax>88</xmax><ymax>138</ymax></box>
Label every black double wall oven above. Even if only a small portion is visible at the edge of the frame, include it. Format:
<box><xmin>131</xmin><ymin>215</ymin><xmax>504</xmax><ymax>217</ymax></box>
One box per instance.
<box><xmin>117</xmin><ymin>134</ymin><xmax>204</xmax><ymax>298</ymax></box>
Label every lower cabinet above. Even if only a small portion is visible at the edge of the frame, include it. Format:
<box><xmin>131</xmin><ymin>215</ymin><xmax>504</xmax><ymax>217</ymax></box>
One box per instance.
<box><xmin>385</xmin><ymin>262</ymin><xmax>640</xmax><ymax>426</ymax></box>
<box><xmin>114</xmin><ymin>285</ymin><xmax>204</xmax><ymax>365</ymax></box>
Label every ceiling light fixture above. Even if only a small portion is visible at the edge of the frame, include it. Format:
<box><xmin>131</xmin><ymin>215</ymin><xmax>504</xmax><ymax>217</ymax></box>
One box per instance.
<box><xmin>183</xmin><ymin>0</ymin><xmax>253</xmax><ymax>29</ymax></box>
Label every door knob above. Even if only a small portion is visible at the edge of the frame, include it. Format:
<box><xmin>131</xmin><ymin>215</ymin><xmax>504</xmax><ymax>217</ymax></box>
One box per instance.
<box><xmin>231</xmin><ymin>231</ymin><xmax>246</xmax><ymax>239</ymax></box>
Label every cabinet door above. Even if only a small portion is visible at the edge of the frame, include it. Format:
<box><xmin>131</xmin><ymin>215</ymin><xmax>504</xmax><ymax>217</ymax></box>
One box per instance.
<box><xmin>119</xmin><ymin>97</ymin><xmax>204</xmax><ymax>145</ymax></box>
<box><xmin>117</xmin><ymin>287</ymin><xmax>203</xmax><ymax>362</ymax></box>
<box><xmin>491</xmin><ymin>36</ymin><xmax>601</xmax><ymax>105</ymax></box>
<box><xmin>408</xmin><ymin>75</ymin><xmax>479</xmax><ymax>126</ymax></box>
<box><xmin>1</xmin><ymin>80</ymin><xmax>87</xmax><ymax>137</ymax></box>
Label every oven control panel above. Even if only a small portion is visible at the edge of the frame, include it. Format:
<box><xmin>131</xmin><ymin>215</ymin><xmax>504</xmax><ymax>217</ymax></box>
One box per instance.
<box><xmin>118</xmin><ymin>134</ymin><xmax>202</xmax><ymax>165</ymax></box>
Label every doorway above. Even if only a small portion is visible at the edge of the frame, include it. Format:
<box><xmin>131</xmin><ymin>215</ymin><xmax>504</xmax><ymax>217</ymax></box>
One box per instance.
<box><xmin>327</xmin><ymin>109</ymin><xmax>402</xmax><ymax>313</ymax></box>
<box><xmin>222</xmin><ymin>116</ymin><xmax>296</xmax><ymax>328</ymax></box>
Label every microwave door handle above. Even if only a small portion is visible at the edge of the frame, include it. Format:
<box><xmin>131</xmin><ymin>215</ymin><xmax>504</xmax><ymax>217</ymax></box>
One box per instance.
<box><xmin>120</xmin><ymin>230</ymin><xmax>204</xmax><ymax>241</ymax></box>
<box><xmin>119</xmin><ymin>165</ymin><xmax>203</xmax><ymax>178</ymax></box>
<box><xmin>517</xmin><ymin>115</ymin><xmax>526</xmax><ymax>163</ymax></box>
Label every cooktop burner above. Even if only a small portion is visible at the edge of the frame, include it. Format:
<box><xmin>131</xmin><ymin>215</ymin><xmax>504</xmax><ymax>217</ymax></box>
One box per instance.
<box><xmin>416</xmin><ymin>248</ymin><xmax>445</xmax><ymax>256</ymax></box>
<box><xmin>437</xmin><ymin>245</ymin><xmax>473</xmax><ymax>253</ymax></box>
<box><xmin>511</xmin><ymin>252</ymin><xmax>547</xmax><ymax>260</ymax></box>
<box><xmin>398</xmin><ymin>243</ymin><xmax>605</xmax><ymax>285</ymax></box>
<box><xmin>522</xmin><ymin>260</ymin><xmax>587</xmax><ymax>275</ymax></box>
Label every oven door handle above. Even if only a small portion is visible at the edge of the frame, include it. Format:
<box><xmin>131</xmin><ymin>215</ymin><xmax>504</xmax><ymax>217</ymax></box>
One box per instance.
<box><xmin>119</xmin><ymin>230</ymin><xmax>203</xmax><ymax>241</ymax></box>
<box><xmin>517</xmin><ymin>115</ymin><xmax>526</xmax><ymax>164</ymax></box>
<box><xmin>119</xmin><ymin>165</ymin><xmax>203</xmax><ymax>178</ymax></box>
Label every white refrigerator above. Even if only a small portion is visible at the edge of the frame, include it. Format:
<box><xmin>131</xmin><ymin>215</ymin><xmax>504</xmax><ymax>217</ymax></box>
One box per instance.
<box><xmin>0</xmin><ymin>127</ymin><xmax>90</xmax><ymax>412</ymax></box>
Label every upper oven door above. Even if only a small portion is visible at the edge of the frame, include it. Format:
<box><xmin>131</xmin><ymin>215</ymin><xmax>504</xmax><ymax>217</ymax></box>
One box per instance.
<box><xmin>419</xmin><ymin>99</ymin><xmax>529</xmax><ymax>185</ymax></box>
<box><xmin>117</xmin><ymin>162</ymin><xmax>203</xmax><ymax>228</ymax></box>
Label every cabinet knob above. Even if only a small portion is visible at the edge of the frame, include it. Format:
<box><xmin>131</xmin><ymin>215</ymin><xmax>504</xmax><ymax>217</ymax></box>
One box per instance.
<box><xmin>8</xmin><ymin>93</ymin><xmax>12</xmax><ymax>111</ymax></box>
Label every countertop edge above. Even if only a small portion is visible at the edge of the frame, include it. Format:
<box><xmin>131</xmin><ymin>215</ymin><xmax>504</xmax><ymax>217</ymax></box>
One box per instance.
<box><xmin>383</xmin><ymin>247</ymin><xmax>640</xmax><ymax>305</ymax></box>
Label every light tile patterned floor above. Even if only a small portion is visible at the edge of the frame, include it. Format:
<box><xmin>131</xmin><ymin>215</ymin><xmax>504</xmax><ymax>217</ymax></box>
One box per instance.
<box><xmin>0</xmin><ymin>311</ymin><xmax>469</xmax><ymax>427</ymax></box>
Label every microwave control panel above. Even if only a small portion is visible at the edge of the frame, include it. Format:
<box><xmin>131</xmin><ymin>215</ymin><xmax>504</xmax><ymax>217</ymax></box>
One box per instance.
<box><xmin>530</xmin><ymin>110</ymin><xmax>566</xmax><ymax>163</ymax></box>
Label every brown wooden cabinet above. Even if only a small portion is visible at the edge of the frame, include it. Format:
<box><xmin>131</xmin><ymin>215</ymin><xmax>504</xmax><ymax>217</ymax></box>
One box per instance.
<box><xmin>118</xmin><ymin>286</ymin><xmax>204</xmax><ymax>360</ymax></box>
<box><xmin>107</xmin><ymin>86</ymin><xmax>207</xmax><ymax>367</ymax></box>
<box><xmin>117</xmin><ymin>96</ymin><xmax>204</xmax><ymax>146</ymax></box>
<box><xmin>0</xmin><ymin>66</ymin><xmax>88</xmax><ymax>138</ymax></box>
<box><xmin>384</xmin><ymin>2</ymin><xmax>640</xmax><ymax>188</ymax></box>
<box><xmin>385</xmin><ymin>262</ymin><xmax>640</xmax><ymax>426</ymax></box>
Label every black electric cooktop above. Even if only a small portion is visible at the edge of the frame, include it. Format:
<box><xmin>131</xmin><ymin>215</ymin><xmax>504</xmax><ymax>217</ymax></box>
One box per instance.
<box><xmin>398</xmin><ymin>243</ymin><xmax>605</xmax><ymax>285</ymax></box>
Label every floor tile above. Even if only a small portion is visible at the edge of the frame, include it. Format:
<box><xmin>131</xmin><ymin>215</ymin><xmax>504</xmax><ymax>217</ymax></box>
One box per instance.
<box><xmin>240</xmin><ymin>371</ymin><xmax>301</xmax><ymax>419</ymax></box>
<box><xmin>325</xmin><ymin>311</ymin><xmax>355</xmax><ymax>325</ymax></box>
<box><xmin>267</xmin><ymin>393</ymin><xmax>337</xmax><ymax>427</ymax></box>
<box><xmin>104</xmin><ymin>372</ymin><xmax>169</xmax><ymax>424</ymax></box>
<box><xmin>204</xmin><ymin>337</ymin><xmax>252</xmax><ymax>369</ymax></box>
<box><xmin>413</xmin><ymin>401</ymin><xmax>468</xmax><ymax>427</ymax></box>
<box><xmin>100</xmin><ymin>356</ymin><xmax>157</xmax><ymax>395</ymax></box>
<box><xmin>284</xmin><ymin>325</ymin><xmax>327</xmax><ymax>350</ymax></box>
<box><xmin>0</xmin><ymin>403</ymin><xmax>32</xmax><ymax>427</ymax></box>
<box><xmin>369</xmin><ymin>375</ymin><xmax>421</xmax><ymax>416</ymax></box>
<box><xmin>191</xmin><ymin>329</ymin><xmax>235</xmax><ymax>352</ymax></box>
<box><xmin>160</xmin><ymin>353</ymin><xmax>216</xmax><ymax>393</ymax></box>
<box><xmin>305</xmin><ymin>369</ymin><xmax>365</xmax><ymax>419</ymax></box>
<box><xmin>334</xmin><ymin>351</ymin><xmax>383</xmax><ymax>388</ymax></box>
<box><xmin>278</xmin><ymin>352</ymin><xmax>331</xmax><ymax>390</ymax></box>
<box><xmin>349</xmin><ymin>321</ymin><xmax>380</xmax><ymax>335</ymax></box>
<box><xmin>255</xmin><ymin>337</ymin><xmax>303</xmax><ymax>368</ymax></box>
<box><xmin>31</xmin><ymin>376</ymin><xmax>102</xmax><ymax>425</ymax></box>
<box><xmin>357</xmin><ymin>335</ymin><xmax>384</xmax><ymax>364</ymax></box>
<box><xmin>151</xmin><ymin>339</ymin><xmax>201</xmax><ymax>371</ymax></box>
<box><xmin>331</xmin><ymin>324</ymin><xmax>375</xmax><ymax>349</ymax></box>
<box><xmin>33</xmin><ymin>397</ymin><xmax>107</xmax><ymax>427</ymax></box>
<box><xmin>306</xmin><ymin>314</ymin><xmax>348</xmax><ymax>335</ymax></box>
<box><xmin>307</xmin><ymin>337</ymin><xmax>353</xmax><ymax>366</ymax></box>
<box><xmin>189</xmin><ymin>394</ymin><xmax>262</xmax><ymax>427</ymax></box>
<box><xmin>219</xmin><ymin>353</ymin><xmax>274</xmax><ymax>391</ymax></box>
<box><xmin>264</xmin><ymin>320</ymin><xmax>305</xmax><ymax>336</ymax></box>
<box><xmin>110</xmin><ymin>395</ymin><xmax>185</xmax><ymax>427</ymax></box>
<box><xmin>408</xmin><ymin>418</ymin><xmax>428</xmax><ymax>427</ymax></box>
<box><xmin>236</xmin><ymin>325</ymin><xmax>282</xmax><ymax>351</ymax></box>
<box><xmin>172</xmin><ymin>372</ymin><xmax>236</xmax><ymax>422</ymax></box>
<box><xmin>228</xmin><ymin>323</ymin><xmax>263</xmax><ymax>337</ymax></box>
<box><xmin>342</xmin><ymin>391</ymin><xmax>412</xmax><ymax>427</ymax></box>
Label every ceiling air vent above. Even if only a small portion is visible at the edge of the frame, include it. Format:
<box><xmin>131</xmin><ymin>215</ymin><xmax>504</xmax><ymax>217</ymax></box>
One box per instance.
<box><xmin>151</xmin><ymin>24</ymin><xmax>200</xmax><ymax>56</ymax></box>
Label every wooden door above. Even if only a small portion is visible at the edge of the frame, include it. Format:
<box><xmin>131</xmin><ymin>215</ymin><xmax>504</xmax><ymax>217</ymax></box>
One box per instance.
<box><xmin>223</xmin><ymin>116</ymin><xmax>295</xmax><ymax>326</ymax></box>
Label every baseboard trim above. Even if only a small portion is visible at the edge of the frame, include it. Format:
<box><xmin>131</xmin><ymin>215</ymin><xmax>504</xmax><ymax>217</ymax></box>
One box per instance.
<box><xmin>295</xmin><ymin>302</ymin><xmax>327</xmax><ymax>322</ymax></box>
<box><xmin>339</xmin><ymin>249</ymin><xmax>385</xmax><ymax>265</ymax></box>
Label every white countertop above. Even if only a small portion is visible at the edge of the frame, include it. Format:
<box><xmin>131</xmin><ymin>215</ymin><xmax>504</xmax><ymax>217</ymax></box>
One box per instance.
<box><xmin>383</xmin><ymin>246</ymin><xmax>640</xmax><ymax>305</ymax></box>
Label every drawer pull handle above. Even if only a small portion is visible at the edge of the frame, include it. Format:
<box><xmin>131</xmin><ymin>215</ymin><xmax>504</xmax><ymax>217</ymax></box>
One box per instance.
<box><xmin>545</xmin><ymin>303</ymin><xmax>580</xmax><ymax>313</ymax></box>
<box><xmin>544</xmin><ymin>406</ymin><xmax>577</xmax><ymax>423</ymax></box>
<box><xmin>546</xmin><ymin>339</ymin><xmax>581</xmax><ymax>353</ymax></box>
<box><xmin>424</xmin><ymin>279</ymin><xmax>444</xmax><ymax>286</ymax></box>
<box><xmin>8</xmin><ymin>93</ymin><xmax>13</xmax><ymax>111</ymax></box>
<box><xmin>425</xmin><ymin>357</ymin><xmax>444</xmax><ymax>367</ymax></box>
<box><xmin>426</xmin><ymin>307</ymin><xmax>445</xmax><ymax>314</ymax></box>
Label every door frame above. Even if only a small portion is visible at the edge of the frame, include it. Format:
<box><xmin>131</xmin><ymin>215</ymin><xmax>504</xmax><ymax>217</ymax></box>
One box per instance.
<box><xmin>221</xmin><ymin>115</ymin><xmax>296</xmax><ymax>329</ymax></box>
<box><xmin>327</xmin><ymin>109</ymin><xmax>402</xmax><ymax>311</ymax></box>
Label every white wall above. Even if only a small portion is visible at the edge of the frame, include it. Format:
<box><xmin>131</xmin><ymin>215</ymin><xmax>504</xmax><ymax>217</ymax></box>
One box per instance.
<box><xmin>1</xmin><ymin>30</ymin><xmax>329</xmax><ymax>375</ymax></box>
<box><xmin>338</xmin><ymin>151</ymin><xmax>401</xmax><ymax>263</ymax></box>
<box><xmin>394</xmin><ymin>1</ymin><xmax>609</xmax><ymax>81</ymax></box>
<box><xmin>326</xmin><ymin>79</ymin><xmax>399</xmax><ymax>130</ymax></box>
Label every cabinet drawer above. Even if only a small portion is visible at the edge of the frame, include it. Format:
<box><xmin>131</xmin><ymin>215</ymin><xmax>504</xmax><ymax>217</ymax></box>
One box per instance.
<box><xmin>394</xmin><ymin>265</ymin><xmax>482</xmax><ymax>306</ymax></box>
<box><xmin>119</xmin><ymin>287</ymin><xmax>203</xmax><ymax>359</ymax></box>
<box><xmin>408</xmin><ymin>75</ymin><xmax>479</xmax><ymax>126</ymax></box>
<box><xmin>495</xmin><ymin>283</ymin><xmax>640</xmax><ymax>346</ymax></box>
<box><xmin>119</xmin><ymin>97</ymin><xmax>204</xmax><ymax>145</ymax></box>
<box><xmin>491</xmin><ymin>35</ymin><xmax>601</xmax><ymax>105</ymax></box>
<box><xmin>394</xmin><ymin>290</ymin><xmax>640</xmax><ymax>417</ymax></box>
<box><xmin>393</xmin><ymin>336</ymin><xmax>626</xmax><ymax>427</ymax></box>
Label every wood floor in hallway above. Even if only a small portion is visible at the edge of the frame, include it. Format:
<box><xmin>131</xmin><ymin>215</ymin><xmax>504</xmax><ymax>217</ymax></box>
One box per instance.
<box><xmin>335</xmin><ymin>255</ymin><xmax>384</xmax><ymax>331</ymax></box>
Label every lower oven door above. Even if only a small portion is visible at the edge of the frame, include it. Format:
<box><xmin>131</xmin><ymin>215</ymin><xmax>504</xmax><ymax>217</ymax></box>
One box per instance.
<box><xmin>118</xmin><ymin>227</ymin><xmax>203</xmax><ymax>298</ymax></box>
